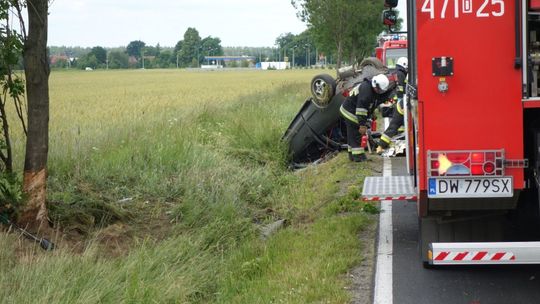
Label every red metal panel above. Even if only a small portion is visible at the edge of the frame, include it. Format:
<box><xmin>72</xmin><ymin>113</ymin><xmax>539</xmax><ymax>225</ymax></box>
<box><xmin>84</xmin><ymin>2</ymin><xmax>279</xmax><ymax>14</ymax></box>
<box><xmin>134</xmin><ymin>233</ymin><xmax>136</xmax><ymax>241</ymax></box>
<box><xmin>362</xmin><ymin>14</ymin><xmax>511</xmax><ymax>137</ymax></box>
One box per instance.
<box><xmin>523</xmin><ymin>100</ymin><xmax>540</xmax><ymax>108</ymax></box>
<box><xmin>532</xmin><ymin>0</ymin><xmax>540</xmax><ymax>10</ymax></box>
<box><xmin>415</xmin><ymin>0</ymin><xmax>524</xmax><ymax>190</ymax></box>
<box><xmin>375</xmin><ymin>47</ymin><xmax>383</xmax><ymax>62</ymax></box>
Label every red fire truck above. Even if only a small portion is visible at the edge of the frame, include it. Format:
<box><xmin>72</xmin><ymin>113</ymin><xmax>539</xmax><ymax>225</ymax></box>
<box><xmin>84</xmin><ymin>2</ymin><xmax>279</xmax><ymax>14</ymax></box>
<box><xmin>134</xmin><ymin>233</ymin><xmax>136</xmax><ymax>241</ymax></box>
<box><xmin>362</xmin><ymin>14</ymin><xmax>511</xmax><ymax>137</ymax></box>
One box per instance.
<box><xmin>363</xmin><ymin>0</ymin><xmax>540</xmax><ymax>266</ymax></box>
<box><xmin>374</xmin><ymin>36</ymin><xmax>408</xmax><ymax>69</ymax></box>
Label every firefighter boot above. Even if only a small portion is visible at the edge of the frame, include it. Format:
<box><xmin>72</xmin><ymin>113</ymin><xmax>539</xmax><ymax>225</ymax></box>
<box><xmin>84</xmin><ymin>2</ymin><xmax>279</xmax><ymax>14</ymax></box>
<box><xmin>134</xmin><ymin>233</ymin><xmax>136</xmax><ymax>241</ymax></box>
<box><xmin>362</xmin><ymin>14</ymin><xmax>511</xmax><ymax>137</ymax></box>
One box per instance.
<box><xmin>376</xmin><ymin>137</ymin><xmax>390</xmax><ymax>154</ymax></box>
<box><xmin>378</xmin><ymin>134</ymin><xmax>391</xmax><ymax>150</ymax></box>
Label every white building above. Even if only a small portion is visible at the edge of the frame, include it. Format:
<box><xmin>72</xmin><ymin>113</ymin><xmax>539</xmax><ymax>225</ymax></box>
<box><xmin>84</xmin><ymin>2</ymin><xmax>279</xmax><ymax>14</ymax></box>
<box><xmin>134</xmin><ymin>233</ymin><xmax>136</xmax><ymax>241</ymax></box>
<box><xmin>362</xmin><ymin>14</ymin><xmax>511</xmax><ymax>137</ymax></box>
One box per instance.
<box><xmin>260</xmin><ymin>62</ymin><xmax>290</xmax><ymax>70</ymax></box>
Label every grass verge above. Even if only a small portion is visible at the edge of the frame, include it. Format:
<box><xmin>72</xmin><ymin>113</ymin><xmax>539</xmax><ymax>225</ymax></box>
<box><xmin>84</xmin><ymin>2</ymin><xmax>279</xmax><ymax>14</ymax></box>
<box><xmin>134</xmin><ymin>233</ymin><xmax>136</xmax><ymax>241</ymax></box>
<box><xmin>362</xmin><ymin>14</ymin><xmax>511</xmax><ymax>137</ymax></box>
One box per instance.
<box><xmin>0</xmin><ymin>70</ymin><xmax>378</xmax><ymax>303</ymax></box>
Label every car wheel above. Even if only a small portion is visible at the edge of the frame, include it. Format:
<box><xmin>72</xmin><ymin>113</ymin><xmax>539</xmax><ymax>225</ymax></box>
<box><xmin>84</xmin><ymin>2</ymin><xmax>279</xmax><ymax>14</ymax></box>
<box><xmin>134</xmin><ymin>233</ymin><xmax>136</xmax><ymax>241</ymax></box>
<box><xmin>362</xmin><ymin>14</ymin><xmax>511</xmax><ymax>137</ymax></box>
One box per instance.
<box><xmin>310</xmin><ymin>74</ymin><xmax>336</xmax><ymax>108</ymax></box>
<box><xmin>359</xmin><ymin>57</ymin><xmax>386</xmax><ymax>70</ymax></box>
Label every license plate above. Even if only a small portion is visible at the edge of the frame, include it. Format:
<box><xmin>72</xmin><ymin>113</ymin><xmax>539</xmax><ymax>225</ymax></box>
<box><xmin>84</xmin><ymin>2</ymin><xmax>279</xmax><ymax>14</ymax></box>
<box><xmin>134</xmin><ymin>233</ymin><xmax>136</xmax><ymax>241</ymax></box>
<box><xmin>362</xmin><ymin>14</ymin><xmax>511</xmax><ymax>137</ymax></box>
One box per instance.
<box><xmin>428</xmin><ymin>177</ymin><xmax>513</xmax><ymax>198</ymax></box>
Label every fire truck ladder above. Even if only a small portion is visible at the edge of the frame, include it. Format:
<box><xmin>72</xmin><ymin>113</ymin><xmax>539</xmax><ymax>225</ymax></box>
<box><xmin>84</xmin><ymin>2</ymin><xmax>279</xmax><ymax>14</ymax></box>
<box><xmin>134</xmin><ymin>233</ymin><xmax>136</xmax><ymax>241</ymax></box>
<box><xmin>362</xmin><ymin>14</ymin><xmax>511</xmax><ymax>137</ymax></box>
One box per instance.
<box><xmin>362</xmin><ymin>175</ymin><xmax>417</xmax><ymax>201</ymax></box>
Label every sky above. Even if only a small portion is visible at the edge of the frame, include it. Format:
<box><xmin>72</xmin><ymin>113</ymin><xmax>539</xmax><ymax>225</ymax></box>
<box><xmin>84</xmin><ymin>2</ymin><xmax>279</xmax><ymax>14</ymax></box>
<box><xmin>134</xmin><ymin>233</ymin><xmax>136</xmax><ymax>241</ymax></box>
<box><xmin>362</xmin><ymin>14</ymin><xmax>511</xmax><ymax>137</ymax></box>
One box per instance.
<box><xmin>48</xmin><ymin>0</ymin><xmax>408</xmax><ymax>48</ymax></box>
<box><xmin>48</xmin><ymin>0</ymin><xmax>308</xmax><ymax>48</ymax></box>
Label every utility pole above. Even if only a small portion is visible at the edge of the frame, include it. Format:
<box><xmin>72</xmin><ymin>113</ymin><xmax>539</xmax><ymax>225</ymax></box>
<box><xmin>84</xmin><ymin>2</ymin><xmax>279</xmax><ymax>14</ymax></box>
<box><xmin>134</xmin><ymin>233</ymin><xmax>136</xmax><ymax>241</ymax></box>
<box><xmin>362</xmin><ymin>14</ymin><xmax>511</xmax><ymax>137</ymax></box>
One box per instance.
<box><xmin>305</xmin><ymin>44</ymin><xmax>310</xmax><ymax>67</ymax></box>
<box><xmin>208</xmin><ymin>48</ymin><xmax>213</xmax><ymax>65</ymax></box>
<box><xmin>141</xmin><ymin>48</ymin><xmax>145</xmax><ymax>69</ymax></box>
<box><xmin>176</xmin><ymin>52</ymin><xmax>179</xmax><ymax>68</ymax></box>
<box><xmin>292</xmin><ymin>46</ymin><xmax>295</xmax><ymax>68</ymax></box>
<box><xmin>196</xmin><ymin>47</ymin><xmax>199</xmax><ymax>68</ymax></box>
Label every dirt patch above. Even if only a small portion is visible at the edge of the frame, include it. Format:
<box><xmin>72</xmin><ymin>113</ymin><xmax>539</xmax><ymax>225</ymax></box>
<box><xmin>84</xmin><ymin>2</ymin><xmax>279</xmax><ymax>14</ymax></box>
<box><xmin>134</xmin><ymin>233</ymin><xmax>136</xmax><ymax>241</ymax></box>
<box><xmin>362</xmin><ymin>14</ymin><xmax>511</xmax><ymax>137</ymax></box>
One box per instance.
<box><xmin>2</xmin><ymin>200</ymin><xmax>175</xmax><ymax>259</ymax></box>
<box><xmin>90</xmin><ymin>208</ymin><xmax>174</xmax><ymax>258</ymax></box>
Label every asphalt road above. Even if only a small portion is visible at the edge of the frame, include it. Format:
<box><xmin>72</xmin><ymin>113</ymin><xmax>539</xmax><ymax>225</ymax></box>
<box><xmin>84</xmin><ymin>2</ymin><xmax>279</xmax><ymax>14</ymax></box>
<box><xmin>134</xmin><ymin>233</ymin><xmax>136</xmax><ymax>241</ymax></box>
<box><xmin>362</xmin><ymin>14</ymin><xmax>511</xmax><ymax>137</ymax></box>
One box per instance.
<box><xmin>389</xmin><ymin>157</ymin><xmax>540</xmax><ymax>304</ymax></box>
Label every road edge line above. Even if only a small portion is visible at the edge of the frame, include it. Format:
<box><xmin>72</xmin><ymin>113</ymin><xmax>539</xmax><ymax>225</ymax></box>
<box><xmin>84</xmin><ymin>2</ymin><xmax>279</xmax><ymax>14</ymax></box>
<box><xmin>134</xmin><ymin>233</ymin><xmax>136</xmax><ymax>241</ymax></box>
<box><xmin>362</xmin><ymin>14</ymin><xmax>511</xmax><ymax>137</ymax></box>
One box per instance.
<box><xmin>373</xmin><ymin>157</ymin><xmax>393</xmax><ymax>304</ymax></box>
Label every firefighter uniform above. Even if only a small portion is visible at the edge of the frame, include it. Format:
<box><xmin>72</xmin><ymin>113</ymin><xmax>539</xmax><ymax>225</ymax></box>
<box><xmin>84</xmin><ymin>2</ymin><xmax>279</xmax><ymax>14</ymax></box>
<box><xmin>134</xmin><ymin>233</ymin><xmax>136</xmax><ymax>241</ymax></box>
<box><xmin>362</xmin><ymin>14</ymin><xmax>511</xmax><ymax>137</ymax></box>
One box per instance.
<box><xmin>340</xmin><ymin>77</ymin><xmax>394</xmax><ymax>162</ymax></box>
<box><xmin>379</xmin><ymin>63</ymin><xmax>408</xmax><ymax>150</ymax></box>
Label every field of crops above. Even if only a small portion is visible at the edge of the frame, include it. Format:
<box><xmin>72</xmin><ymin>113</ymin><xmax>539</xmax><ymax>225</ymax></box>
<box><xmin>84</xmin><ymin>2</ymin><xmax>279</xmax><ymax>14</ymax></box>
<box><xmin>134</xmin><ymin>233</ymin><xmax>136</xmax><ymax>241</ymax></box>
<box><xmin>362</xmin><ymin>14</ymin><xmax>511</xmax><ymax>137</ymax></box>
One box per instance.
<box><xmin>0</xmin><ymin>69</ymin><xmax>376</xmax><ymax>303</ymax></box>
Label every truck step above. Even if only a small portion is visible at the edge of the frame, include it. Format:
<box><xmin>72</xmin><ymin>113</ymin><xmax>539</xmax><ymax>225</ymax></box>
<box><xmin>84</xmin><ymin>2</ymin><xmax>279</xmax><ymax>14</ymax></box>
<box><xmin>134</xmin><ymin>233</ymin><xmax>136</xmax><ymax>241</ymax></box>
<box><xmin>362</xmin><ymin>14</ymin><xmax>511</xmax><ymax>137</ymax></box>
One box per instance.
<box><xmin>362</xmin><ymin>175</ymin><xmax>417</xmax><ymax>201</ymax></box>
<box><xmin>429</xmin><ymin>242</ymin><xmax>540</xmax><ymax>265</ymax></box>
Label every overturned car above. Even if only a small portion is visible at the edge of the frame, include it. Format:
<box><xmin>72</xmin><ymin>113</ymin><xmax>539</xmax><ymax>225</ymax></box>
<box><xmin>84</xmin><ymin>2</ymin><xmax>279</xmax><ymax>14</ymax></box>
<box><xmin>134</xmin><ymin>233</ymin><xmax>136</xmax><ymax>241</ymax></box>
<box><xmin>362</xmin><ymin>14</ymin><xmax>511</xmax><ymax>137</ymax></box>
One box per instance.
<box><xmin>282</xmin><ymin>58</ymin><xmax>391</xmax><ymax>166</ymax></box>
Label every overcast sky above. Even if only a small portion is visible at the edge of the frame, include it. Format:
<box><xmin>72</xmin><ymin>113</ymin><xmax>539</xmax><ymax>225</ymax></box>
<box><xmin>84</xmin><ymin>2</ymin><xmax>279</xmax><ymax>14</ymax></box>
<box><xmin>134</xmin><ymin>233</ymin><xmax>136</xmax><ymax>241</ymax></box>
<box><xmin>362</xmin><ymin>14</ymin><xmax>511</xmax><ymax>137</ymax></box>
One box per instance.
<box><xmin>48</xmin><ymin>0</ymin><xmax>407</xmax><ymax>48</ymax></box>
<box><xmin>48</xmin><ymin>0</ymin><xmax>308</xmax><ymax>48</ymax></box>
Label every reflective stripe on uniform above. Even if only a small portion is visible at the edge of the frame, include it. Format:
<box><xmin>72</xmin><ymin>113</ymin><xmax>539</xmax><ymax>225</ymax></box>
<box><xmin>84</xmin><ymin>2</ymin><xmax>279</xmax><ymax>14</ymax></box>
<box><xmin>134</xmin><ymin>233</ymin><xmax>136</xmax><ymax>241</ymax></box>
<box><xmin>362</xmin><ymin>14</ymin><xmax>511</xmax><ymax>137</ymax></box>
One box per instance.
<box><xmin>398</xmin><ymin>85</ymin><xmax>404</xmax><ymax>92</ymax></box>
<box><xmin>340</xmin><ymin>105</ymin><xmax>359</xmax><ymax>123</ymax></box>
<box><xmin>398</xmin><ymin>126</ymin><xmax>405</xmax><ymax>132</ymax></box>
<box><xmin>351</xmin><ymin>147</ymin><xmax>365</xmax><ymax>155</ymax></box>
<box><xmin>349</xmin><ymin>85</ymin><xmax>360</xmax><ymax>96</ymax></box>
<box><xmin>381</xmin><ymin>134</ymin><xmax>392</xmax><ymax>144</ymax></box>
<box><xmin>356</xmin><ymin>108</ymin><xmax>368</xmax><ymax>116</ymax></box>
<box><xmin>397</xmin><ymin>102</ymin><xmax>404</xmax><ymax>115</ymax></box>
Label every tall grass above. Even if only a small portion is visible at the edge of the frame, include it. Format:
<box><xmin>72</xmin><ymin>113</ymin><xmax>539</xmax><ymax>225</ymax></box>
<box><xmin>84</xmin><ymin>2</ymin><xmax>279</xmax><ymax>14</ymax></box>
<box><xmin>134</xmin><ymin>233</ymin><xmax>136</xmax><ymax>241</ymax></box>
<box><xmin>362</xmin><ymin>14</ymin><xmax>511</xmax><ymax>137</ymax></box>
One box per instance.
<box><xmin>0</xmin><ymin>69</ymin><xmax>374</xmax><ymax>303</ymax></box>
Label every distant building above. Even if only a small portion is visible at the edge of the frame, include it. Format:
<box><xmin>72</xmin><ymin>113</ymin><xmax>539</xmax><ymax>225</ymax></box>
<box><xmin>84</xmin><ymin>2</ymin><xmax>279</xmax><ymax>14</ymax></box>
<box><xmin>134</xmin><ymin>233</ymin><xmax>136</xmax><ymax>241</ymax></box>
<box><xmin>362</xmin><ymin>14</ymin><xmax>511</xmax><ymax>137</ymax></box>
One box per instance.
<box><xmin>128</xmin><ymin>56</ymin><xmax>138</xmax><ymax>65</ymax></box>
<box><xmin>260</xmin><ymin>62</ymin><xmax>290</xmax><ymax>70</ymax></box>
<box><xmin>49</xmin><ymin>55</ymin><xmax>69</xmax><ymax>65</ymax></box>
<box><xmin>203</xmin><ymin>55</ymin><xmax>256</xmax><ymax>67</ymax></box>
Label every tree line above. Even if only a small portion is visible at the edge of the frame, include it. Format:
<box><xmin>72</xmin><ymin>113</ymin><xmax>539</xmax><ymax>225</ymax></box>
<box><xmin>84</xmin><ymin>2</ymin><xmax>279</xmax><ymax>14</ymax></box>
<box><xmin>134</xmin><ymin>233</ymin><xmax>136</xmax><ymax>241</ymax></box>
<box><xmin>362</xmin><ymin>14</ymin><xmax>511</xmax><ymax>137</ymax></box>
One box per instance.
<box><xmin>49</xmin><ymin>2</ymin><xmax>402</xmax><ymax>72</ymax></box>
<box><xmin>48</xmin><ymin>28</ymin><xmax>323</xmax><ymax>70</ymax></box>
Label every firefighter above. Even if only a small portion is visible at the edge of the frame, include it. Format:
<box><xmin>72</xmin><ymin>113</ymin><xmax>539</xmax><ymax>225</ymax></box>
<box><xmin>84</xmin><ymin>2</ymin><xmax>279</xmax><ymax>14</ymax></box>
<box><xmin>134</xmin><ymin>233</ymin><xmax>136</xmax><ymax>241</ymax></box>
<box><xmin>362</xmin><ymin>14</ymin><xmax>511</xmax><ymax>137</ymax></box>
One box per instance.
<box><xmin>340</xmin><ymin>73</ymin><xmax>394</xmax><ymax>162</ymax></box>
<box><xmin>377</xmin><ymin>57</ymin><xmax>408</xmax><ymax>153</ymax></box>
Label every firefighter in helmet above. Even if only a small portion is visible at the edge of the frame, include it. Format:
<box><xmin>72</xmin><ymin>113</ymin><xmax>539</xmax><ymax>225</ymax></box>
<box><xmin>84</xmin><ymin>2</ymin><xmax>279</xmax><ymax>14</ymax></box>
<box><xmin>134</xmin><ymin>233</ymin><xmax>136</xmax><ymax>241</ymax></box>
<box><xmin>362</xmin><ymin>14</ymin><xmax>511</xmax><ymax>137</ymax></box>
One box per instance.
<box><xmin>377</xmin><ymin>57</ymin><xmax>408</xmax><ymax>153</ymax></box>
<box><xmin>340</xmin><ymin>73</ymin><xmax>394</xmax><ymax>162</ymax></box>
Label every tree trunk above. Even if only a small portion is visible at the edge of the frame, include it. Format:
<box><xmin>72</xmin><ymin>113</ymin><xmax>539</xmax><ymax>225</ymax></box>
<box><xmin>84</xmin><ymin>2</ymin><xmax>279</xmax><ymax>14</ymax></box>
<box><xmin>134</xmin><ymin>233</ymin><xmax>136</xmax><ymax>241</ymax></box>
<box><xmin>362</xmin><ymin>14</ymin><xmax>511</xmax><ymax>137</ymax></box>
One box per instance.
<box><xmin>20</xmin><ymin>0</ymin><xmax>50</xmax><ymax>230</ymax></box>
<box><xmin>336</xmin><ymin>41</ymin><xmax>343</xmax><ymax>70</ymax></box>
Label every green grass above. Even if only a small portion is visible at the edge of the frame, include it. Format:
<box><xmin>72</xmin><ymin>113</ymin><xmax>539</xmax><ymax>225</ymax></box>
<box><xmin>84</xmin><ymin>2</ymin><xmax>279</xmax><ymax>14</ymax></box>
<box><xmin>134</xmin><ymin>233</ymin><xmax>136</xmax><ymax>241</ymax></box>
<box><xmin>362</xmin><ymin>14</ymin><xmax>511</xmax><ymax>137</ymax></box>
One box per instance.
<box><xmin>0</xmin><ymin>69</ymin><xmax>376</xmax><ymax>303</ymax></box>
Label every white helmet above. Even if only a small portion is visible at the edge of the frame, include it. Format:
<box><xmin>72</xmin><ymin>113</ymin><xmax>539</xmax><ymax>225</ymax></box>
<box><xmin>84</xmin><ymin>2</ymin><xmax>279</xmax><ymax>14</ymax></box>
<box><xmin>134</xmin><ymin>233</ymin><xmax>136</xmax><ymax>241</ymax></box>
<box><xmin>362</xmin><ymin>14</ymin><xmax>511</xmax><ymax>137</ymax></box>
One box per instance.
<box><xmin>371</xmin><ymin>74</ymin><xmax>390</xmax><ymax>92</ymax></box>
<box><xmin>396</xmin><ymin>57</ymin><xmax>408</xmax><ymax>69</ymax></box>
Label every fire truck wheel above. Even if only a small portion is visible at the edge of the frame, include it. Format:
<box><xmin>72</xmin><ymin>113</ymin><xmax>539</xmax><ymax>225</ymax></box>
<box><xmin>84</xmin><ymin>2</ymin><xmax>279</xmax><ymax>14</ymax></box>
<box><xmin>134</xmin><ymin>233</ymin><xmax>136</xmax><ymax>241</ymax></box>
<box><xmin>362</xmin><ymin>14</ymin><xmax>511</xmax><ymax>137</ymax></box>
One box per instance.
<box><xmin>310</xmin><ymin>74</ymin><xmax>336</xmax><ymax>108</ymax></box>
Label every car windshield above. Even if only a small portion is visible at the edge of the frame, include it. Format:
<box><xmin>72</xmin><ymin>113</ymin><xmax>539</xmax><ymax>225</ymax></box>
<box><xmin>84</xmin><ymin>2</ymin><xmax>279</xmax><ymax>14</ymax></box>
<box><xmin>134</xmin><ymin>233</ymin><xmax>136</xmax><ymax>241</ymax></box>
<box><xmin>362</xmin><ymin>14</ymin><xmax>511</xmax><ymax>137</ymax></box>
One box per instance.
<box><xmin>386</xmin><ymin>48</ymin><xmax>408</xmax><ymax>68</ymax></box>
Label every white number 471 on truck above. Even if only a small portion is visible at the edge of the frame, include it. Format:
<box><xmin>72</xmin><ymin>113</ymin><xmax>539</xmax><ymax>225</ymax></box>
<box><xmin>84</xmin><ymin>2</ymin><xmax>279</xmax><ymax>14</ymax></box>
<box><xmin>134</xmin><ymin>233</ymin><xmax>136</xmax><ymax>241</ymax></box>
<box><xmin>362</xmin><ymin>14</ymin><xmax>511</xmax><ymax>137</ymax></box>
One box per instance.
<box><xmin>362</xmin><ymin>0</ymin><xmax>540</xmax><ymax>267</ymax></box>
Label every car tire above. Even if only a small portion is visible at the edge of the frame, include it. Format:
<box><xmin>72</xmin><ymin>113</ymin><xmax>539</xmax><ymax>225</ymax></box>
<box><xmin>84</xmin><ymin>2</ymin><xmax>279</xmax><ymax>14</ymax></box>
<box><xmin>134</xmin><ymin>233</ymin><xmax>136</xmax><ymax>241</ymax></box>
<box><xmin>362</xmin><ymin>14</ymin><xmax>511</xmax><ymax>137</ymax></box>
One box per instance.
<box><xmin>359</xmin><ymin>57</ymin><xmax>386</xmax><ymax>70</ymax></box>
<box><xmin>310</xmin><ymin>74</ymin><xmax>336</xmax><ymax>108</ymax></box>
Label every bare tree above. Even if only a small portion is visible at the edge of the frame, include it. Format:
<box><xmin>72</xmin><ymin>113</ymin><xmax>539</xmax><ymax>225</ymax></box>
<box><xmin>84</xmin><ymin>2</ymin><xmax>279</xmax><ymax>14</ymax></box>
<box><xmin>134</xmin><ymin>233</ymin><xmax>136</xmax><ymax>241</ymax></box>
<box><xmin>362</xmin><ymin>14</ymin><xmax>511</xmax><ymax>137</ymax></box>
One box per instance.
<box><xmin>18</xmin><ymin>0</ymin><xmax>50</xmax><ymax>230</ymax></box>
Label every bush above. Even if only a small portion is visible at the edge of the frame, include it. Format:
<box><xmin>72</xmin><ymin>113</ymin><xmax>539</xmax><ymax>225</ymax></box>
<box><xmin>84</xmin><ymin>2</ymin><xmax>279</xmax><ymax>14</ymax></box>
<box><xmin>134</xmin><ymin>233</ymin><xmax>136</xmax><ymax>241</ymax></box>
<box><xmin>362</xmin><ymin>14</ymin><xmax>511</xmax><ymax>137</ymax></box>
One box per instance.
<box><xmin>0</xmin><ymin>173</ymin><xmax>22</xmax><ymax>217</ymax></box>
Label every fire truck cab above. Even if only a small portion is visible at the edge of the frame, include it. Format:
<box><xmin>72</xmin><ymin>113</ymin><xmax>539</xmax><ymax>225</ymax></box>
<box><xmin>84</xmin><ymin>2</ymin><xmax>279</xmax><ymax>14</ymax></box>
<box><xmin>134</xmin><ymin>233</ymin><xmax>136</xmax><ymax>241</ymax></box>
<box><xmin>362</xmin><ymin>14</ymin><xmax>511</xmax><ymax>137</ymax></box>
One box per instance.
<box><xmin>374</xmin><ymin>36</ymin><xmax>408</xmax><ymax>69</ymax></box>
<box><xmin>363</xmin><ymin>0</ymin><xmax>540</xmax><ymax>266</ymax></box>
